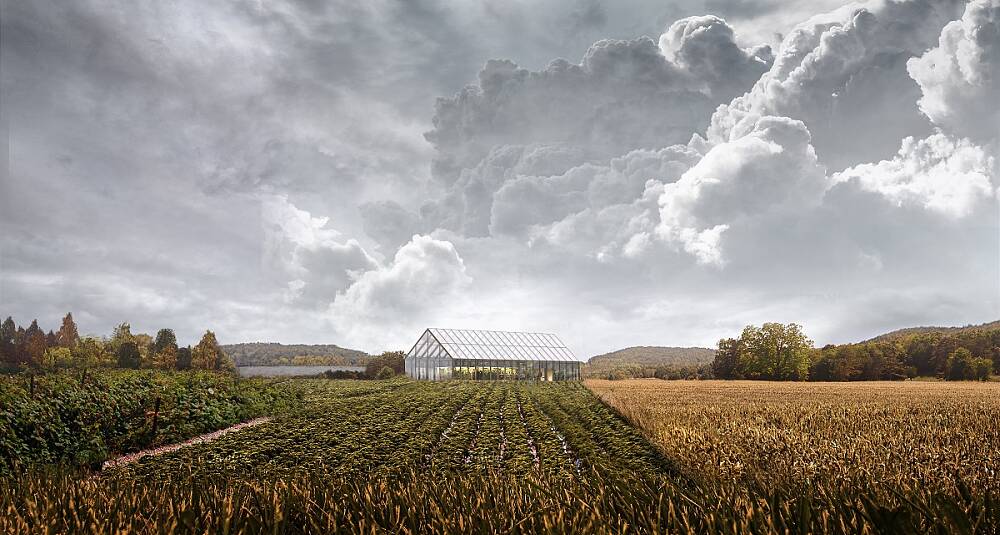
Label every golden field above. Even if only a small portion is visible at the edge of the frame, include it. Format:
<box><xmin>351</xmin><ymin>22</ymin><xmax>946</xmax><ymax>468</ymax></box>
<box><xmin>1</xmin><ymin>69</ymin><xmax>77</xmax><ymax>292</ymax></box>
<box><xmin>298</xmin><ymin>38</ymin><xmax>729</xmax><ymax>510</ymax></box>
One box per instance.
<box><xmin>586</xmin><ymin>379</ymin><xmax>1000</xmax><ymax>493</ymax></box>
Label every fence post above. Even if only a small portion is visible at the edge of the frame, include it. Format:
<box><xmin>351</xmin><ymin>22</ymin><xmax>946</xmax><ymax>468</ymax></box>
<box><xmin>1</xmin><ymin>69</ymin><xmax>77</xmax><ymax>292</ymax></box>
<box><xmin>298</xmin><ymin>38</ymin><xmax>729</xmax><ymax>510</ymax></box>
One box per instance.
<box><xmin>151</xmin><ymin>397</ymin><xmax>161</xmax><ymax>436</ymax></box>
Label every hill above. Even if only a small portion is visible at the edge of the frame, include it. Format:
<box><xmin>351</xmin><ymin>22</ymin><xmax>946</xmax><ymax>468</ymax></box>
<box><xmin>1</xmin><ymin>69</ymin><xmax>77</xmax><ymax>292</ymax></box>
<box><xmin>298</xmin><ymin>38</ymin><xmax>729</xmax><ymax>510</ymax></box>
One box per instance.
<box><xmin>865</xmin><ymin>320</ymin><xmax>1000</xmax><ymax>343</ymax></box>
<box><xmin>584</xmin><ymin>346</ymin><xmax>715</xmax><ymax>378</ymax></box>
<box><xmin>222</xmin><ymin>342</ymin><xmax>370</xmax><ymax>367</ymax></box>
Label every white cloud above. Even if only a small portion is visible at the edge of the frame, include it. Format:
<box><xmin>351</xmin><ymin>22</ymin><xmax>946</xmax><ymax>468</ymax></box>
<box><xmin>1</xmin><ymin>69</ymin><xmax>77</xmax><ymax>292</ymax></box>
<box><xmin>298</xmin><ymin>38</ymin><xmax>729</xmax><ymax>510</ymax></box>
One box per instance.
<box><xmin>656</xmin><ymin>116</ymin><xmax>826</xmax><ymax>264</ymax></box>
<box><xmin>832</xmin><ymin>133</ymin><xmax>995</xmax><ymax>217</ymax></box>
<box><xmin>708</xmin><ymin>0</ymin><xmax>966</xmax><ymax>170</ymax></box>
<box><xmin>262</xmin><ymin>195</ymin><xmax>377</xmax><ymax>307</ymax></box>
<box><xmin>328</xmin><ymin>235</ymin><xmax>471</xmax><ymax>349</ymax></box>
<box><xmin>907</xmin><ymin>0</ymin><xmax>1000</xmax><ymax>143</ymax></box>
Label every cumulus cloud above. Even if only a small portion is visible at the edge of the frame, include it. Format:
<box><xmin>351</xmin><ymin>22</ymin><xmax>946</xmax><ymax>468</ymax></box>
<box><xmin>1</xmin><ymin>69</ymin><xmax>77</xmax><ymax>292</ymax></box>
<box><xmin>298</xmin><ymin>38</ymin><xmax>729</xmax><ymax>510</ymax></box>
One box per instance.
<box><xmin>832</xmin><ymin>133</ymin><xmax>995</xmax><ymax>217</ymax></box>
<box><xmin>708</xmin><ymin>0</ymin><xmax>966</xmax><ymax>170</ymax></box>
<box><xmin>656</xmin><ymin>116</ymin><xmax>826</xmax><ymax>264</ymax></box>
<box><xmin>262</xmin><ymin>195</ymin><xmax>378</xmax><ymax>308</ymax></box>
<box><xmin>425</xmin><ymin>15</ymin><xmax>771</xmax><ymax>184</ymax></box>
<box><xmin>329</xmin><ymin>235</ymin><xmax>471</xmax><ymax>348</ymax></box>
<box><xmin>4</xmin><ymin>0</ymin><xmax>998</xmax><ymax>357</ymax></box>
<box><xmin>907</xmin><ymin>0</ymin><xmax>1000</xmax><ymax>143</ymax></box>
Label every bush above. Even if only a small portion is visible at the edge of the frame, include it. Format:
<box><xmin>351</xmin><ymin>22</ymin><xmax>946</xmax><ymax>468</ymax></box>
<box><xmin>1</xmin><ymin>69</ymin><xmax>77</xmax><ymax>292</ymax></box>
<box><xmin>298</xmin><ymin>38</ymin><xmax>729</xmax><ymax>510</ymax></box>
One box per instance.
<box><xmin>376</xmin><ymin>366</ymin><xmax>395</xmax><ymax>380</ymax></box>
<box><xmin>0</xmin><ymin>370</ymin><xmax>298</xmax><ymax>473</ymax></box>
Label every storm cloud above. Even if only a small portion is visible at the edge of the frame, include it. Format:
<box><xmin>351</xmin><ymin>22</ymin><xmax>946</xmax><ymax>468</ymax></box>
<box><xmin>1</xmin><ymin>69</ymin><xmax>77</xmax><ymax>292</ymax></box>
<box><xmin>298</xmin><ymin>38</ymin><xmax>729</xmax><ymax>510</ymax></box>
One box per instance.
<box><xmin>2</xmin><ymin>0</ymin><xmax>997</xmax><ymax>355</ymax></box>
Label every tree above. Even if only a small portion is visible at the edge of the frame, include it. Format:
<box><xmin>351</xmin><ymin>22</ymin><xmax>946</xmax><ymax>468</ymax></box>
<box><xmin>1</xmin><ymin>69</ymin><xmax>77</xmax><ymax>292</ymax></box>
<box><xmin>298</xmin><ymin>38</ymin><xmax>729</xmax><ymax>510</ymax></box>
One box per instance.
<box><xmin>23</xmin><ymin>320</ymin><xmax>47</xmax><ymax>368</ymax></box>
<box><xmin>0</xmin><ymin>317</ymin><xmax>16</xmax><ymax>366</ymax></box>
<box><xmin>42</xmin><ymin>347</ymin><xmax>73</xmax><ymax>369</ymax></box>
<box><xmin>152</xmin><ymin>345</ymin><xmax>178</xmax><ymax>370</ymax></box>
<box><xmin>151</xmin><ymin>329</ymin><xmax>179</xmax><ymax>369</ymax></box>
<box><xmin>45</xmin><ymin>330</ymin><xmax>58</xmax><ymax>348</ymax></box>
<box><xmin>176</xmin><ymin>346</ymin><xmax>193</xmax><ymax>370</ymax></box>
<box><xmin>192</xmin><ymin>331</ymin><xmax>225</xmax><ymax>370</ymax></box>
<box><xmin>116</xmin><ymin>341</ymin><xmax>141</xmax><ymax>369</ymax></box>
<box><xmin>972</xmin><ymin>357</ymin><xmax>994</xmax><ymax>381</ymax></box>
<box><xmin>945</xmin><ymin>348</ymin><xmax>991</xmax><ymax>381</ymax></box>
<box><xmin>365</xmin><ymin>351</ymin><xmax>405</xmax><ymax>378</ymax></box>
<box><xmin>56</xmin><ymin>313</ymin><xmax>79</xmax><ymax>348</ymax></box>
<box><xmin>376</xmin><ymin>366</ymin><xmax>395</xmax><ymax>379</ymax></box>
<box><xmin>714</xmin><ymin>323</ymin><xmax>812</xmax><ymax>381</ymax></box>
<box><xmin>152</xmin><ymin>329</ymin><xmax>177</xmax><ymax>355</ymax></box>
<box><xmin>712</xmin><ymin>337</ymin><xmax>742</xmax><ymax>379</ymax></box>
<box><xmin>72</xmin><ymin>337</ymin><xmax>111</xmax><ymax>368</ymax></box>
<box><xmin>110</xmin><ymin>322</ymin><xmax>134</xmax><ymax>352</ymax></box>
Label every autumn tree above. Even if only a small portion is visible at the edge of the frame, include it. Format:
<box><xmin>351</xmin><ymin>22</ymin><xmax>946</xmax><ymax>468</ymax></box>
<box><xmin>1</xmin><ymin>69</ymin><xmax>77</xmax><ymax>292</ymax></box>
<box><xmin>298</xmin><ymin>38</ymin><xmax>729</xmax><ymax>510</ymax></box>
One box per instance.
<box><xmin>110</xmin><ymin>322</ymin><xmax>133</xmax><ymax>352</ymax></box>
<box><xmin>23</xmin><ymin>320</ymin><xmax>47</xmax><ymax>368</ymax></box>
<box><xmin>151</xmin><ymin>328</ymin><xmax>179</xmax><ymax>369</ymax></box>
<box><xmin>192</xmin><ymin>330</ymin><xmax>225</xmax><ymax>370</ymax></box>
<box><xmin>72</xmin><ymin>337</ymin><xmax>111</xmax><ymax>368</ymax></box>
<box><xmin>0</xmin><ymin>317</ymin><xmax>16</xmax><ymax>366</ymax></box>
<box><xmin>56</xmin><ymin>313</ymin><xmax>79</xmax><ymax>348</ymax></box>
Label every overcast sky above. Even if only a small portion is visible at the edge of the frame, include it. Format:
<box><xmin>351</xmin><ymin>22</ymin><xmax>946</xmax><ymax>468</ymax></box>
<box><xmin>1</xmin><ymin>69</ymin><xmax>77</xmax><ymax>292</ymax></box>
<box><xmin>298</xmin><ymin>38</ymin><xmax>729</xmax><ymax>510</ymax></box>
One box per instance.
<box><xmin>2</xmin><ymin>0</ymin><xmax>998</xmax><ymax>356</ymax></box>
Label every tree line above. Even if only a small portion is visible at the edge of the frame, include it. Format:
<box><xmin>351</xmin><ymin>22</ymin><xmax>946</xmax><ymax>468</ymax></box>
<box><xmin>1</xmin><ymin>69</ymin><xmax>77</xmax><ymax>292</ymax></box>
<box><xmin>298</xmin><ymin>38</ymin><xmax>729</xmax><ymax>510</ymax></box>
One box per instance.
<box><xmin>0</xmin><ymin>313</ymin><xmax>233</xmax><ymax>372</ymax></box>
<box><xmin>712</xmin><ymin>322</ymin><xmax>998</xmax><ymax>381</ymax></box>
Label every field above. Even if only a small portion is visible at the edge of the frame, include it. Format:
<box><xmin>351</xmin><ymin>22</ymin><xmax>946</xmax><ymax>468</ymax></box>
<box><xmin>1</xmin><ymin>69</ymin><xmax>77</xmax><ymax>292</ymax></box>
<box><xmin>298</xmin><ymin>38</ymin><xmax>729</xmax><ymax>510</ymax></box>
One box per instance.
<box><xmin>3</xmin><ymin>377</ymin><xmax>1000</xmax><ymax>533</ymax></box>
<box><xmin>588</xmin><ymin>380</ymin><xmax>1000</xmax><ymax>494</ymax></box>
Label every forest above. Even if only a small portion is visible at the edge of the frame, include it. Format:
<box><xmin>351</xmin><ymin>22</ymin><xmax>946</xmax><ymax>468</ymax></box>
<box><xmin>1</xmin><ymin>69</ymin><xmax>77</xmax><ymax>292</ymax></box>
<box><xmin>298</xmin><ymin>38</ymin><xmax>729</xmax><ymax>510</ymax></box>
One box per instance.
<box><xmin>0</xmin><ymin>313</ymin><xmax>232</xmax><ymax>372</ymax></box>
<box><xmin>712</xmin><ymin>322</ymin><xmax>998</xmax><ymax>381</ymax></box>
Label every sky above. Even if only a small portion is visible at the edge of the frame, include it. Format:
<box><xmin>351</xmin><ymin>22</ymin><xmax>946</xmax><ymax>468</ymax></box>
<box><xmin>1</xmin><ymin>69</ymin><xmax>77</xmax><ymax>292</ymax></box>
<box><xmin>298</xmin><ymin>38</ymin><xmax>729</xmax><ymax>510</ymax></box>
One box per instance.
<box><xmin>1</xmin><ymin>0</ymin><xmax>998</xmax><ymax>357</ymax></box>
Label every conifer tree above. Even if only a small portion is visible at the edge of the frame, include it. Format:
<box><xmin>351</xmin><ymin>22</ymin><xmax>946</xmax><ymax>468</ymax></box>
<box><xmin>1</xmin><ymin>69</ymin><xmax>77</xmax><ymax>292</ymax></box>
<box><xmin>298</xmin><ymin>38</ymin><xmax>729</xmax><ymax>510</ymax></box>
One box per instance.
<box><xmin>23</xmin><ymin>320</ymin><xmax>47</xmax><ymax>367</ymax></box>
<box><xmin>0</xmin><ymin>317</ymin><xmax>16</xmax><ymax>365</ymax></box>
<box><xmin>56</xmin><ymin>313</ymin><xmax>79</xmax><ymax>348</ymax></box>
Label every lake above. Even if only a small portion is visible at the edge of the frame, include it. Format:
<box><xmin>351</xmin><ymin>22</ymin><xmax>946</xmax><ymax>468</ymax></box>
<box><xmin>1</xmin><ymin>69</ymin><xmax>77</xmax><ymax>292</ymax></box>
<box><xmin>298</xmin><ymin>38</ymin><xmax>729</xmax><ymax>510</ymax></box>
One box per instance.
<box><xmin>236</xmin><ymin>365</ymin><xmax>367</xmax><ymax>377</ymax></box>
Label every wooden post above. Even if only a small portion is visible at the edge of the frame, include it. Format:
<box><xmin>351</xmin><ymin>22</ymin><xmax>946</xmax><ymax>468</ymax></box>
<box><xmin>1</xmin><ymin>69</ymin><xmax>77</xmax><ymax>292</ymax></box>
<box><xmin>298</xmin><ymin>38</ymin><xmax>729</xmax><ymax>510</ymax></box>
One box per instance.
<box><xmin>151</xmin><ymin>397</ymin><xmax>161</xmax><ymax>436</ymax></box>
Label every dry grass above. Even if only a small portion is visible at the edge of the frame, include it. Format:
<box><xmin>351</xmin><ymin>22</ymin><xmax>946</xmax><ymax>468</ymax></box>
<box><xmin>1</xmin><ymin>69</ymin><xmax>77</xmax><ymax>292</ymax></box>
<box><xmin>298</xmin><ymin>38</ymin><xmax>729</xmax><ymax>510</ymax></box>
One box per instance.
<box><xmin>586</xmin><ymin>379</ymin><xmax>1000</xmax><ymax>493</ymax></box>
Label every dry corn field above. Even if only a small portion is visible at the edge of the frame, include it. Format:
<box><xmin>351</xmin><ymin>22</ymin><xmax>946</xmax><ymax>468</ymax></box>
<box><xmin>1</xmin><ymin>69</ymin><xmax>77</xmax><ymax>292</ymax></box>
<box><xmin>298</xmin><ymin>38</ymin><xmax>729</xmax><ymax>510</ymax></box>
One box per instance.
<box><xmin>587</xmin><ymin>379</ymin><xmax>1000</xmax><ymax>494</ymax></box>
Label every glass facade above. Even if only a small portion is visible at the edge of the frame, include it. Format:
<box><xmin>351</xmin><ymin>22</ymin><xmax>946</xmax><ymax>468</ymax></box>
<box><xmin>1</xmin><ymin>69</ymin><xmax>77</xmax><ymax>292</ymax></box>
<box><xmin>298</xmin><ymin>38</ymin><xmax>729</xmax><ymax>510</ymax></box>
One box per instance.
<box><xmin>405</xmin><ymin>328</ymin><xmax>581</xmax><ymax>381</ymax></box>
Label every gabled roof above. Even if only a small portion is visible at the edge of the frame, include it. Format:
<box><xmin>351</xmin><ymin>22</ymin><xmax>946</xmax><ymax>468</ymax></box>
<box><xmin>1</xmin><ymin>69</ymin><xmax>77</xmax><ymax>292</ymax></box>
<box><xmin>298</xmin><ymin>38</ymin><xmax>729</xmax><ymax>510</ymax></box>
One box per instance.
<box><xmin>411</xmin><ymin>328</ymin><xmax>578</xmax><ymax>362</ymax></box>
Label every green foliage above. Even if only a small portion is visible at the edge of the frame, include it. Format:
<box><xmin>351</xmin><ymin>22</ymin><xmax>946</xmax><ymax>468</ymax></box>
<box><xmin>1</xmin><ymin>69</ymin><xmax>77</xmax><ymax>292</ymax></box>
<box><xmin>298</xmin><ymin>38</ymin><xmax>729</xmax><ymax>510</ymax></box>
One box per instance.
<box><xmin>176</xmin><ymin>347</ymin><xmax>192</xmax><ymax>371</ymax></box>
<box><xmin>946</xmin><ymin>348</ymin><xmax>994</xmax><ymax>381</ymax></box>
<box><xmin>116</xmin><ymin>342</ymin><xmax>141</xmax><ymax>369</ymax></box>
<box><xmin>41</xmin><ymin>347</ymin><xmax>73</xmax><ymax>369</ymax></box>
<box><xmin>0</xmin><ymin>370</ymin><xmax>298</xmax><ymax>473</ymax></box>
<box><xmin>364</xmin><ymin>350</ymin><xmax>405</xmax><ymax>377</ymax></box>
<box><xmin>221</xmin><ymin>342</ymin><xmax>369</xmax><ymax>367</ymax></box>
<box><xmin>375</xmin><ymin>366</ymin><xmax>395</xmax><ymax>380</ymax></box>
<box><xmin>713</xmin><ymin>323</ymin><xmax>812</xmax><ymax>380</ymax></box>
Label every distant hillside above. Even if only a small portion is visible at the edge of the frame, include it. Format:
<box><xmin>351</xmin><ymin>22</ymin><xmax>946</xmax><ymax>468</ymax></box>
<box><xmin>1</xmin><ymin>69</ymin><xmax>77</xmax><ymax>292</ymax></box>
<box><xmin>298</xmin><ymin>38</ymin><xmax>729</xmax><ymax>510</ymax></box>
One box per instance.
<box><xmin>222</xmin><ymin>342</ymin><xmax>370</xmax><ymax>367</ymax></box>
<box><xmin>585</xmin><ymin>346</ymin><xmax>715</xmax><ymax>376</ymax></box>
<box><xmin>865</xmin><ymin>320</ymin><xmax>1000</xmax><ymax>343</ymax></box>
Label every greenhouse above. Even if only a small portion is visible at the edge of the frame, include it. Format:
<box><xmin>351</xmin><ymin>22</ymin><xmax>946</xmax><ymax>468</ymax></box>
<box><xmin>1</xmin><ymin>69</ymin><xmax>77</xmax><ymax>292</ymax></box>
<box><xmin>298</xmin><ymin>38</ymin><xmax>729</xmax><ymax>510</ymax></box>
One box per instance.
<box><xmin>405</xmin><ymin>328</ymin><xmax>581</xmax><ymax>381</ymax></box>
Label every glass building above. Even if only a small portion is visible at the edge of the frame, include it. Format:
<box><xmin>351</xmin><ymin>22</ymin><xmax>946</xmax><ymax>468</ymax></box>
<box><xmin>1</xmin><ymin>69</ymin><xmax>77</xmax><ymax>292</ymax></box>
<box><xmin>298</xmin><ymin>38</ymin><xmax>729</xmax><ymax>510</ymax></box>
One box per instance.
<box><xmin>405</xmin><ymin>328</ymin><xmax>581</xmax><ymax>381</ymax></box>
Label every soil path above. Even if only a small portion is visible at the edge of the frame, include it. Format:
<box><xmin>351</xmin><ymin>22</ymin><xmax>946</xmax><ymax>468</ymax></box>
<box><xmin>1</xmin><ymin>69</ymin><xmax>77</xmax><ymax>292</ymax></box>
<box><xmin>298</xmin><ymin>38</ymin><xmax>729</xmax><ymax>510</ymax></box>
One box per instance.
<box><xmin>101</xmin><ymin>417</ymin><xmax>273</xmax><ymax>470</ymax></box>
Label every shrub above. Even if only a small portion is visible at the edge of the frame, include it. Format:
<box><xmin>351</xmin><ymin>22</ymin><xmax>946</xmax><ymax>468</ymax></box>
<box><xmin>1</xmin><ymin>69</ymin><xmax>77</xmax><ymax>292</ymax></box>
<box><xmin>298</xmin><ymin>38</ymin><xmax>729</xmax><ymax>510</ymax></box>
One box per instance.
<box><xmin>376</xmin><ymin>366</ymin><xmax>395</xmax><ymax>380</ymax></box>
